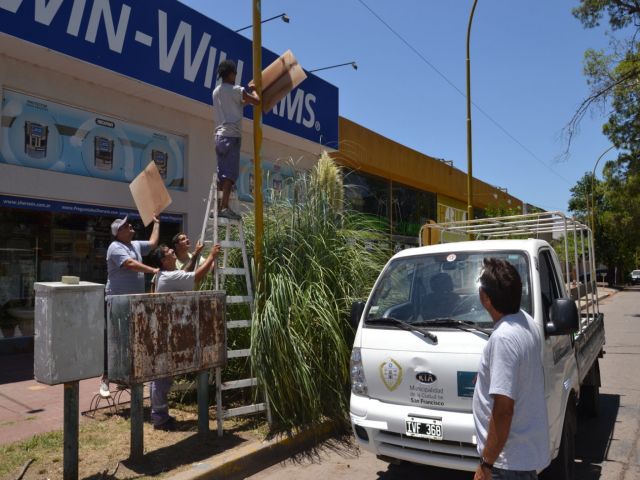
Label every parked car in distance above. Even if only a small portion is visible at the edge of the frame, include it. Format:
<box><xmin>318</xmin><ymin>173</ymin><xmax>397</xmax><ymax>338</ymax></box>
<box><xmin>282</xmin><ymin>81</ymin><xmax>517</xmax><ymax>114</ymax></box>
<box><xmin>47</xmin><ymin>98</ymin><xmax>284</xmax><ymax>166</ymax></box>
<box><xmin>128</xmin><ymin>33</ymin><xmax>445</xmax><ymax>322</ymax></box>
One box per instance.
<box><xmin>631</xmin><ymin>269</ymin><xmax>640</xmax><ymax>285</ymax></box>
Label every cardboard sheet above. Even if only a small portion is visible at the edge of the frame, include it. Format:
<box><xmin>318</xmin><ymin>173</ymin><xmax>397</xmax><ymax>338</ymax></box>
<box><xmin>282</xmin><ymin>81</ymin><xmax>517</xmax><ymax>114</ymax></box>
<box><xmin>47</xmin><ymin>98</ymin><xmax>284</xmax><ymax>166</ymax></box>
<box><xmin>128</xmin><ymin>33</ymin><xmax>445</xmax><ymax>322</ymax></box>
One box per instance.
<box><xmin>253</xmin><ymin>50</ymin><xmax>307</xmax><ymax>113</ymax></box>
<box><xmin>129</xmin><ymin>161</ymin><xmax>172</xmax><ymax>226</ymax></box>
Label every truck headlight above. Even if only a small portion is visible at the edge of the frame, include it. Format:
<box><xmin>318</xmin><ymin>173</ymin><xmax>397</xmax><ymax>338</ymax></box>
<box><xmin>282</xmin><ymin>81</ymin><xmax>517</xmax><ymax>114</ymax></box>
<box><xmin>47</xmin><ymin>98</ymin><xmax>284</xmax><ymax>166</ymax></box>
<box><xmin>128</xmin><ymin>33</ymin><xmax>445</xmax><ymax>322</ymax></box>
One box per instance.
<box><xmin>350</xmin><ymin>347</ymin><xmax>368</xmax><ymax>395</ymax></box>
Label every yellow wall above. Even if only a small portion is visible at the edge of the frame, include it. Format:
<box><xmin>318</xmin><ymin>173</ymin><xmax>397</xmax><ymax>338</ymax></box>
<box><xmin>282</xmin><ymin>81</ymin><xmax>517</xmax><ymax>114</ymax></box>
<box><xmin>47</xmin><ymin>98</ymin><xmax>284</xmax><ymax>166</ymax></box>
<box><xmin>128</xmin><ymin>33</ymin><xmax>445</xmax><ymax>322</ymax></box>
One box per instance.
<box><xmin>333</xmin><ymin>117</ymin><xmax>522</xmax><ymax>211</ymax></box>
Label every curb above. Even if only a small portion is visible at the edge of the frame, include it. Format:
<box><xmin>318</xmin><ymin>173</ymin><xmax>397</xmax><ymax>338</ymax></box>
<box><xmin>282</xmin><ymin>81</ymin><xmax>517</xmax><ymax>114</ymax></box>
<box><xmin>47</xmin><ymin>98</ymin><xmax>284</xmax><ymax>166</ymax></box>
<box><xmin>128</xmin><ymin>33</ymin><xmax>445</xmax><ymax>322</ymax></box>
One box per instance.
<box><xmin>170</xmin><ymin>420</ymin><xmax>338</xmax><ymax>480</ymax></box>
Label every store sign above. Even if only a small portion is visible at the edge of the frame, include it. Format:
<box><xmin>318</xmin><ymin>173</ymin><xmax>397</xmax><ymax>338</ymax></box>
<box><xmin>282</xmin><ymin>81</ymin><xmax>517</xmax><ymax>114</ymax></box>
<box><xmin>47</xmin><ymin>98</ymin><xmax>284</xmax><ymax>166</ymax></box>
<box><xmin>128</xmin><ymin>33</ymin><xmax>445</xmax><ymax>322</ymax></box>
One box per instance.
<box><xmin>0</xmin><ymin>194</ymin><xmax>183</xmax><ymax>223</ymax></box>
<box><xmin>1</xmin><ymin>90</ymin><xmax>186</xmax><ymax>188</ymax></box>
<box><xmin>0</xmin><ymin>0</ymin><xmax>339</xmax><ymax>145</ymax></box>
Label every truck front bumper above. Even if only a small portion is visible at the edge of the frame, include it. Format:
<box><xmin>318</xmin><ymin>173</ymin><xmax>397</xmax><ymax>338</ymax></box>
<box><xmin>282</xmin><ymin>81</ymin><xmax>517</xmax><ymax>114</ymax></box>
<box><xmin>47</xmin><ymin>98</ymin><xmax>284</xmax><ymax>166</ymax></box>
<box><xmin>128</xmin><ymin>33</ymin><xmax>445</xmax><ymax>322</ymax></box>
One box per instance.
<box><xmin>350</xmin><ymin>393</ymin><xmax>479</xmax><ymax>472</ymax></box>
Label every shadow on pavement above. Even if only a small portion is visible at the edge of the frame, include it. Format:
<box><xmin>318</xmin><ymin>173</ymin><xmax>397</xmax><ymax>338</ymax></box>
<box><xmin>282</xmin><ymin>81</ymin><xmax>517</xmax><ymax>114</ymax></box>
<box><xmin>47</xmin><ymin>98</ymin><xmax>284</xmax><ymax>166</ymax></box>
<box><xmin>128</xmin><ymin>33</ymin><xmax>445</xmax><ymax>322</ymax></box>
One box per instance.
<box><xmin>118</xmin><ymin>427</ymin><xmax>248</xmax><ymax>477</ymax></box>
<box><xmin>376</xmin><ymin>461</ymin><xmax>473</xmax><ymax>479</ymax></box>
<box><xmin>574</xmin><ymin>393</ymin><xmax>620</xmax><ymax>479</ymax></box>
<box><xmin>372</xmin><ymin>393</ymin><xmax>620</xmax><ymax>480</ymax></box>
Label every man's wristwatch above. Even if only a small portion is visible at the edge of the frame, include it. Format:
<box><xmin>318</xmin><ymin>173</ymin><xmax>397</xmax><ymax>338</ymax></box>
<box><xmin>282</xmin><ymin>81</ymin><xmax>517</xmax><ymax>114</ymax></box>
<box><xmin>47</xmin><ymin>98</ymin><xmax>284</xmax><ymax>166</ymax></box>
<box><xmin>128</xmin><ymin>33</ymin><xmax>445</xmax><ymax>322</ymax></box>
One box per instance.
<box><xmin>480</xmin><ymin>457</ymin><xmax>494</xmax><ymax>471</ymax></box>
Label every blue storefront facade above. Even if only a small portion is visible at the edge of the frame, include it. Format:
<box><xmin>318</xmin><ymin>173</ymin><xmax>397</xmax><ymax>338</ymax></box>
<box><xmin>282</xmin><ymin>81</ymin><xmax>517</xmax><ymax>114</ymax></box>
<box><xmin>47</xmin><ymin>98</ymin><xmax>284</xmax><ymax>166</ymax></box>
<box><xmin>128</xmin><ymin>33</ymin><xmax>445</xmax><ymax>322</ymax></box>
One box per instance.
<box><xmin>0</xmin><ymin>0</ymin><xmax>338</xmax><ymax>350</ymax></box>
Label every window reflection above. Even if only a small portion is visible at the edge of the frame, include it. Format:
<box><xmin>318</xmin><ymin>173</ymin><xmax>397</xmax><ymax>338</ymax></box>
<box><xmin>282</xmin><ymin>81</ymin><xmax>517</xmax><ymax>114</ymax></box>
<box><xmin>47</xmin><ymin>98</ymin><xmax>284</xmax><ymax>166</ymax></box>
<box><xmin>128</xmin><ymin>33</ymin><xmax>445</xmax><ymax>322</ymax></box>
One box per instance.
<box><xmin>0</xmin><ymin>208</ymin><xmax>180</xmax><ymax>342</ymax></box>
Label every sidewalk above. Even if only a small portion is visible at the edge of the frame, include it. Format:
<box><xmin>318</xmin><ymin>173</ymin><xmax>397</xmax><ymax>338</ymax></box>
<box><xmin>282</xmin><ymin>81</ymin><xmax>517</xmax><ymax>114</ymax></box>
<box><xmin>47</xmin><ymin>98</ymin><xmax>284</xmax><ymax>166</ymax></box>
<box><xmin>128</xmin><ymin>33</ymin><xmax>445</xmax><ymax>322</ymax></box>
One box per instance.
<box><xmin>0</xmin><ymin>353</ymin><xmax>337</xmax><ymax>480</ymax></box>
<box><xmin>0</xmin><ymin>354</ymin><xmax>130</xmax><ymax>445</ymax></box>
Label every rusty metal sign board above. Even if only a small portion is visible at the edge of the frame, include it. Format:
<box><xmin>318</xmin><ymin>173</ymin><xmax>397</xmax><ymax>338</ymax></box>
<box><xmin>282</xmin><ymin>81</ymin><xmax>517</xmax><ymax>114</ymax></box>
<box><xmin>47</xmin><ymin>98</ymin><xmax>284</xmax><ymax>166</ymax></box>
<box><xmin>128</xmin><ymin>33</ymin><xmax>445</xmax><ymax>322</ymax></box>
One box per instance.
<box><xmin>107</xmin><ymin>291</ymin><xmax>226</xmax><ymax>385</ymax></box>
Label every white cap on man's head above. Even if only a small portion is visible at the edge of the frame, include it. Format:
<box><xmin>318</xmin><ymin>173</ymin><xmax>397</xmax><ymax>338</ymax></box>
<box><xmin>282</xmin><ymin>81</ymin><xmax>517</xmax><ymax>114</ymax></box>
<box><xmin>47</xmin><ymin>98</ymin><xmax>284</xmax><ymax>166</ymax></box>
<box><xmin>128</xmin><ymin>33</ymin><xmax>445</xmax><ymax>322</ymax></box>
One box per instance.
<box><xmin>110</xmin><ymin>216</ymin><xmax>128</xmax><ymax>236</ymax></box>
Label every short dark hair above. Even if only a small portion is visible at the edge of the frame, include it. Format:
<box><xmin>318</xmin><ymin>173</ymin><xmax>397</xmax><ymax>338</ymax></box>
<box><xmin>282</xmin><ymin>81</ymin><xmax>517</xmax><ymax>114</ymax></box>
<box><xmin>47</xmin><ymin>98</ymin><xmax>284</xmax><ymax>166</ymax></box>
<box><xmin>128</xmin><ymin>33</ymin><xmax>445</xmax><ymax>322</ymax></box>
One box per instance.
<box><xmin>479</xmin><ymin>257</ymin><xmax>522</xmax><ymax>314</ymax></box>
<box><xmin>150</xmin><ymin>245</ymin><xmax>169</xmax><ymax>270</ymax></box>
<box><xmin>171</xmin><ymin>232</ymin><xmax>186</xmax><ymax>250</ymax></box>
<box><xmin>217</xmin><ymin>59</ymin><xmax>237</xmax><ymax>80</ymax></box>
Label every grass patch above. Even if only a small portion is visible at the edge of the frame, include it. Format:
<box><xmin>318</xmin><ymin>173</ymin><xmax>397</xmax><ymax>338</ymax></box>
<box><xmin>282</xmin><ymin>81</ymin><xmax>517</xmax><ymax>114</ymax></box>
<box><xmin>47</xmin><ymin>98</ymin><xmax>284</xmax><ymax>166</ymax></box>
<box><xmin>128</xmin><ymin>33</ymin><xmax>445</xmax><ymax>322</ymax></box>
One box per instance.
<box><xmin>0</xmin><ymin>430</ymin><xmax>64</xmax><ymax>477</ymax></box>
<box><xmin>0</xmin><ymin>406</ymin><xmax>266</xmax><ymax>480</ymax></box>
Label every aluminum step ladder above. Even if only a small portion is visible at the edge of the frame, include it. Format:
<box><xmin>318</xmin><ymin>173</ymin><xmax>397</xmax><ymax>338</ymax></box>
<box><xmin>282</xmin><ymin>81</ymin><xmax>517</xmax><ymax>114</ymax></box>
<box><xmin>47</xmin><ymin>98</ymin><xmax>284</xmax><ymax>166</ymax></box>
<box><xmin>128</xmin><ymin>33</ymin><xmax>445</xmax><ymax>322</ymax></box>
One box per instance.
<box><xmin>198</xmin><ymin>173</ymin><xmax>271</xmax><ymax>436</ymax></box>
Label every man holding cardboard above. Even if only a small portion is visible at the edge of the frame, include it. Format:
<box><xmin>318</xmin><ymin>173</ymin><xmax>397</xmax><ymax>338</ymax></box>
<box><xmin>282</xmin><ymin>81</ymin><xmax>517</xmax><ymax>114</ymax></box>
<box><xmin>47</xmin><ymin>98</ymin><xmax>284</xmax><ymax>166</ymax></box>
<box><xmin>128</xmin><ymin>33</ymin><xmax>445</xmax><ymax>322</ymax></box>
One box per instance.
<box><xmin>101</xmin><ymin>215</ymin><xmax>160</xmax><ymax>396</ymax></box>
<box><xmin>212</xmin><ymin>59</ymin><xmax>260</xmax><ymax>220</ymax></box>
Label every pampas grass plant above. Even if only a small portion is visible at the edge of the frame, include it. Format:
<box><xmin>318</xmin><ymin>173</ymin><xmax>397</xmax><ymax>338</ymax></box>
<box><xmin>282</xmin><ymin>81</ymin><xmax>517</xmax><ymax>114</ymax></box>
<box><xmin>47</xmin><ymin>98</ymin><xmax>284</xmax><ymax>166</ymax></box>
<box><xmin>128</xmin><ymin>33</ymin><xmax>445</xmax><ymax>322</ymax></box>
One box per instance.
<box><xmin>244</xmin><ymin>152</ymin><xmax>389</xmax><ymax>430</ymax></box>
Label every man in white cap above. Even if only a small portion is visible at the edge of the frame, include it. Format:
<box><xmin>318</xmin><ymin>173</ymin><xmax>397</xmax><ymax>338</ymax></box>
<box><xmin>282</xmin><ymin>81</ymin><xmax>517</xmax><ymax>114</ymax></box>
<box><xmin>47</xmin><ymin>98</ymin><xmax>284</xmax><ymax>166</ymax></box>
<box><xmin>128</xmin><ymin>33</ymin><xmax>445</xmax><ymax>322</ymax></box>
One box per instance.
<box><xmin>101</xmin><ymin>215</ymin><xmax>160</xmax><ymax>395</ymax></box>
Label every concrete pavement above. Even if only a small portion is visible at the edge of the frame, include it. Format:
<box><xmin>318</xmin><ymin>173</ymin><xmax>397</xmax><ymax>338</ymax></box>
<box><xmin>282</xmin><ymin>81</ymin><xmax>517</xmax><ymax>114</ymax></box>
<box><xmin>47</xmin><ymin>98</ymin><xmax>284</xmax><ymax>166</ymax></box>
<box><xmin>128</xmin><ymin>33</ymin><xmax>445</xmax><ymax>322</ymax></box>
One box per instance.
<box><xmin>0</xmin><ymin>353</ymin><xmax>130</xmax><ymax>445</ymax></box>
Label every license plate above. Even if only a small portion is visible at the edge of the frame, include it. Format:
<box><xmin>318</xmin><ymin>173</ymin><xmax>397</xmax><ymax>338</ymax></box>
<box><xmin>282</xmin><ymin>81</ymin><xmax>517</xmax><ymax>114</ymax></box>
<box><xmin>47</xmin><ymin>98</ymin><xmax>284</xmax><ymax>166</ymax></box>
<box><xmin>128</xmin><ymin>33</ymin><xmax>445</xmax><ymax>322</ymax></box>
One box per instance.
<box><xmin>405</xmin><ymin>416</ymin><xmax>443</xmax><ymax>440</ymax></box>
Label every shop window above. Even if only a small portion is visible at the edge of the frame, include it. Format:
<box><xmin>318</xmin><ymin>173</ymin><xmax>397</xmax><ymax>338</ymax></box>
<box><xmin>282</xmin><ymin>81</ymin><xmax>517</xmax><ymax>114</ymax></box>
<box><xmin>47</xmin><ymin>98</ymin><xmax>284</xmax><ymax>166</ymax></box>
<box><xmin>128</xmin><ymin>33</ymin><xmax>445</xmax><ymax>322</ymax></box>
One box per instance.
<box><xmin>392</xmin><ymin>183</ymin><xmax>437</xmax><ymax>238</ymax></box>
<box><xmin>0</xmin><ymin>208</ymin><xmax>180</xmax><ymax>341</ymax></box>
<box><xmin>343</xmin><ymin>169</ymin><xmax>390</xmax><ymax>223</ymax></box>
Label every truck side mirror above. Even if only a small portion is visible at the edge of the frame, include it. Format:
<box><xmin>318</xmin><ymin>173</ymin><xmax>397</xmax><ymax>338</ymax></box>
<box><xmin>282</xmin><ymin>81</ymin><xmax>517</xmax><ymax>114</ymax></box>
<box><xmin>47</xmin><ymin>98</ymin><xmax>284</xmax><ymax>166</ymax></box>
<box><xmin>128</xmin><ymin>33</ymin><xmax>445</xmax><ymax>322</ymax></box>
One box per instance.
<box><xmin>545</xmin><ymin>298</ymin><xmax>579</xmax><ymax>336</ymax></box>
<box><xmin>350</xmin><ymin>301</ymin><xmax>366</xmax><ymax>330</ymax></box>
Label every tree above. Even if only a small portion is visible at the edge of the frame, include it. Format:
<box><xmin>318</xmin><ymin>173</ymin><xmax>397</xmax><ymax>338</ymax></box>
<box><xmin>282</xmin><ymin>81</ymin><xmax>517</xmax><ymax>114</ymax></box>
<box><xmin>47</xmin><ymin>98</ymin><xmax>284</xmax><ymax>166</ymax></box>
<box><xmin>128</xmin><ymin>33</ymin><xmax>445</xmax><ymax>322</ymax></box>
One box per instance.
<box><xmin>483</xmin><ymin>202</ymin><xmax>522</xmax><ymax>218</ymax></box>
<box><xmin>567</xmin><ymin>1</ymin><xmax>640</xmax><ymax>278</ymax></box>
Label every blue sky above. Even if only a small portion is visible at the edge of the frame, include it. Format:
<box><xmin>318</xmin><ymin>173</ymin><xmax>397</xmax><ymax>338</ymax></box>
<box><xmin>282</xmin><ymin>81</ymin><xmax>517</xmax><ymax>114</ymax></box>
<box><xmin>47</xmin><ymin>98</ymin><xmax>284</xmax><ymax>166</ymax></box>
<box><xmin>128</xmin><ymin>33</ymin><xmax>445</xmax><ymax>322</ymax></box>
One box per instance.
<box><xmin>181</xmin><ymin>0</ymin><xmax>616</xmax><ymax>213</ymax></box>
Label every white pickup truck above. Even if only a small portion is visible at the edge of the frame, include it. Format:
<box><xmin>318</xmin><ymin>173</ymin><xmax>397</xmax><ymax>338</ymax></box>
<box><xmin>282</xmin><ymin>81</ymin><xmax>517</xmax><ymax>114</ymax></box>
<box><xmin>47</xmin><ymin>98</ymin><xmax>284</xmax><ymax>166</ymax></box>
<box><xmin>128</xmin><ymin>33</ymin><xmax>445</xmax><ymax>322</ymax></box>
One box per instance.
<box><xmin>349</xmin><ymin>212</ymin><xmax>605</xmax><ymax>479</ymax></box>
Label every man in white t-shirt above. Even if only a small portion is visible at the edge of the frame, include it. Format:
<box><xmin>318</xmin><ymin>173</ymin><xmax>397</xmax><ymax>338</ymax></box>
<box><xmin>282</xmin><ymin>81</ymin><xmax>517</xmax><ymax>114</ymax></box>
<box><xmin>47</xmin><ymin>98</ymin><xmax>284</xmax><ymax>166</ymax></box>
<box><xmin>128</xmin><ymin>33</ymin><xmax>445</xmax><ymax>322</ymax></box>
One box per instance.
<box><xmin>212</xmin><ymin>59</ymin><xmax>260</xmax><ymax>220</ymax></box>
<box><xmin>472</xmin><ymin>258</ymin><xmax>550</xmax><ymax>479</ymax></box>
<box><xmin>147</xmin><ymin>242</ymin><xmax>220</xmax><ymax>430</ymax></box>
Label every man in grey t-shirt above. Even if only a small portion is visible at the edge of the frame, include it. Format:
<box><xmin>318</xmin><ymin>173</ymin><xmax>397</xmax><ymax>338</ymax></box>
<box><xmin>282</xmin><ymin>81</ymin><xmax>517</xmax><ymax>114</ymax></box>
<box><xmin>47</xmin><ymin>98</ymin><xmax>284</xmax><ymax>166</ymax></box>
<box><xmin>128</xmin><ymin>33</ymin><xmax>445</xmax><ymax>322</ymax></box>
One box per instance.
<box><xmin>211</xmin><ymin>59</ymin><xmax>260</xmax><ymax>220</ymax></box>
<box><xmin>146</xmin><ymin>242</ymin><xmax>220</xmax><ymax>430</ymax></box>
<box><xmin>102</xmin><ymin>215</ymin><xmax>160</xmax><ymax>396</ymax></box>
<box><xmin>472</xmin><ymin>258</ymin><xmax>550</xmax><ymax>479</ymax></box>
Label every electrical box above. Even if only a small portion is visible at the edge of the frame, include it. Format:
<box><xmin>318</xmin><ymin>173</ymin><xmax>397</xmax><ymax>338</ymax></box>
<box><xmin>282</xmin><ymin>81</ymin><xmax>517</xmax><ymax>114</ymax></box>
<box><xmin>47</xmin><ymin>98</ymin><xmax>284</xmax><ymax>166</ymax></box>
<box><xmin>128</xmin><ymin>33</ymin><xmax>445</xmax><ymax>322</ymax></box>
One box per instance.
<box><xmin>34</xmin><ymin>281</ymin><xmax>105</xmax><ymax>385</ymax></box>
<box><xmin>108</xmin><ymin>291</ymin><xmax>227</xmax><ymax>385</ymax></box>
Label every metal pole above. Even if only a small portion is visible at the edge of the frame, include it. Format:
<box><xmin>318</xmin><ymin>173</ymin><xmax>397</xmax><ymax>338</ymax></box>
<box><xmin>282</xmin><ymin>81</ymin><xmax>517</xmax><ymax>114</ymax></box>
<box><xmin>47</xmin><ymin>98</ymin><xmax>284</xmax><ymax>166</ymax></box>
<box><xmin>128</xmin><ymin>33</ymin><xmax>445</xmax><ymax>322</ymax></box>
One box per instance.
<box><xmin>197</xmin><ymin>370</ymin><xmax>209</xmax><ymax>439</ymax></box>
<box><xmin>130</xmin><ymin>383</ymin><xmax>144</xmax><ymax>461</ymax></box>
<box><xmin>63</xmin><ymin>381</ymin><xmax>79</xmax><ymax>480</ymax></box>
<box><xmin>466</xmin><ymin>0</ymin><xmax>478</xmax><ymax>222</ymax></box>
<box><xmin>253</xmin><ymin>0</ymin><xmax>264</xmax><ymax>314</ymax></box>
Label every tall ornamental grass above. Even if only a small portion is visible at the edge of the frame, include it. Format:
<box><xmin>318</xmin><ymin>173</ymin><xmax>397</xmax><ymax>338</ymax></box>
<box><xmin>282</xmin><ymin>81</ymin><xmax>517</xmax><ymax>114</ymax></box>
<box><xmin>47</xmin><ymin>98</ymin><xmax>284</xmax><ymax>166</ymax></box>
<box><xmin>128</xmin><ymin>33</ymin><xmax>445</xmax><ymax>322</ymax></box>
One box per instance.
<box><xmin>245</xmin><ymin>153</ymin><xmax>388</xmax><ymax>430</ymax></box>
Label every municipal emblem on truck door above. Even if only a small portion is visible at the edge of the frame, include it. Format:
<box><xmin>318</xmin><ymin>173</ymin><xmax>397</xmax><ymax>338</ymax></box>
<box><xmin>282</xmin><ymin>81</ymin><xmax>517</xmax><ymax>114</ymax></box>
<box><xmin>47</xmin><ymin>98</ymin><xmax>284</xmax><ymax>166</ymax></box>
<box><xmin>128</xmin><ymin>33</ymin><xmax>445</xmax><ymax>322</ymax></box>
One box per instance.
<box><xmin>380</xmin><ymin>358</ymin><xmax>403</xmax><ymax>391</ymax></box>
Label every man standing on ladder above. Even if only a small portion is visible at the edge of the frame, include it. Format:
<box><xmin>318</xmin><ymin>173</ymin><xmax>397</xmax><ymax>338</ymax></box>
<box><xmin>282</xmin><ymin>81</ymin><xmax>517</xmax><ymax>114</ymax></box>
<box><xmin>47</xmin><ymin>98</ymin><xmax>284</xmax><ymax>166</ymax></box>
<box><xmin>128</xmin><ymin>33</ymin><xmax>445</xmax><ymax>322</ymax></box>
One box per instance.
<box><xmin>212</xmin><ymin>59</ymin><xmax>260</xmax><ymax>220</ymax></box>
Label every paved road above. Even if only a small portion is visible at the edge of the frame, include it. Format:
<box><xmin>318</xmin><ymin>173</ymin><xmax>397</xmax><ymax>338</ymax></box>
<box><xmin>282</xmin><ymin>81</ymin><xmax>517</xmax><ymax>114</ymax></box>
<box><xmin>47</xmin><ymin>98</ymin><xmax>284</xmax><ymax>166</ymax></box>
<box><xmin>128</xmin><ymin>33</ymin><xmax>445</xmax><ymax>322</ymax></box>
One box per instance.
<box><xmin>249</xmin><ymin>288</ymin><xmax>640</xmax><ymax>480</ymax></box>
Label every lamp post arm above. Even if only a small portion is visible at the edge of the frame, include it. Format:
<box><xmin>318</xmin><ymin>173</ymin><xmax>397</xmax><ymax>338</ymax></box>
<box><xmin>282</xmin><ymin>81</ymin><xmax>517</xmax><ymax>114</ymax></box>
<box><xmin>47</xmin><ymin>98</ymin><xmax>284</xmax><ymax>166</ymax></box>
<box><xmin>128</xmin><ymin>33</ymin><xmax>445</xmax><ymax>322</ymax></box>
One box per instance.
<box><xmin>308</xmin><ymin>62</ymin><xmax>357</xmax><ymax>73</ymax></box>
<box><xmin>236</xmin><ymin>13</ymin><xmax>287</xmax><ymax>33</ymax></box>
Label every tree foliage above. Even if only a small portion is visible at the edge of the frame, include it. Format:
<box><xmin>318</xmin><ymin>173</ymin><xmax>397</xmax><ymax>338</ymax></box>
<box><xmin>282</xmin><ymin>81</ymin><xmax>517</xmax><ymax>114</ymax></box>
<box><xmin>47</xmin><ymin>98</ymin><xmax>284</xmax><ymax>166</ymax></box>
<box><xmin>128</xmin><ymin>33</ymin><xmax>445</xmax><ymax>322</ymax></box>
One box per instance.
<box><xmin>567</xmin><ymin>1</ymin><xmax>640</xmax><ymax>277</ymax></box>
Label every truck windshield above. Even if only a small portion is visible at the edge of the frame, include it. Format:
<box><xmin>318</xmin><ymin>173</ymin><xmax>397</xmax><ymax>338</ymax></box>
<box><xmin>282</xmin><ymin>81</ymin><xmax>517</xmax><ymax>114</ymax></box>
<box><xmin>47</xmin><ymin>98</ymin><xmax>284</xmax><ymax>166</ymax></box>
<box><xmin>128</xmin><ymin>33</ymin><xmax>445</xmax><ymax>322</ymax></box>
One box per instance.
<box><xmin>365</xmin><ymin>251</ymin><xmax>531</xmax><ymax>328</ymax></box>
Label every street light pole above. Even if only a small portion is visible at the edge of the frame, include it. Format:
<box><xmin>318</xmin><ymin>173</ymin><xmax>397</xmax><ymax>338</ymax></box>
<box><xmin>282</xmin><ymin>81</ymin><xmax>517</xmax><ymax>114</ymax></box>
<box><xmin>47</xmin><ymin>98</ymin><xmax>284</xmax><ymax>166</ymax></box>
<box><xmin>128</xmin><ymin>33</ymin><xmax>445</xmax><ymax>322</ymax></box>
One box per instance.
<box><xmin>466</xmin><ymin>0</ymin><xmax>478</xmax><ymax>222</ymax></box>
<box><xmin>253</xmin><ymin>0</ymin><xmax>264</xmax><ymax>312</ymax></box>
<box><xmin>589</xmin><ymin>145</ymin><xmax>615</xmax><ymax>235</ymax></box>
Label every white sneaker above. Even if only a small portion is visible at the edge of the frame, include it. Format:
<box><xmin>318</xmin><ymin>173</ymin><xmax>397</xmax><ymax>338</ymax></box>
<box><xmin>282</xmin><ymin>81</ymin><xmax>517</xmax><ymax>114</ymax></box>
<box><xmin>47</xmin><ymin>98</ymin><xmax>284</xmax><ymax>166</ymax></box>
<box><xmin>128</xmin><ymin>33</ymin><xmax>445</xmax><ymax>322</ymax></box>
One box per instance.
<box><xmin>100</xmin><ymin>377</ymin><xmax>111</xmax><ymax>398</ymax></box>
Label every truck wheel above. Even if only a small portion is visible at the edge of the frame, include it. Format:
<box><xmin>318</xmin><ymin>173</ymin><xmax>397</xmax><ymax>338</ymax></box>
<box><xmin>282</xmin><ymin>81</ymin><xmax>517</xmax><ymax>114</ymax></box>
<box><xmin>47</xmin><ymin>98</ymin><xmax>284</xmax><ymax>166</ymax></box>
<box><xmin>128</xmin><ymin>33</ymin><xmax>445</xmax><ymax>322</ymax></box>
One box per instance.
<box><xmin>541</xmin><ymin>401</ymin><xmax>576</xmax><ymax>480</ymax></box>
<box><xmin>579</xmin><ymin>361</ymin><xmax>600</xmax><ymax>417</ymax></box>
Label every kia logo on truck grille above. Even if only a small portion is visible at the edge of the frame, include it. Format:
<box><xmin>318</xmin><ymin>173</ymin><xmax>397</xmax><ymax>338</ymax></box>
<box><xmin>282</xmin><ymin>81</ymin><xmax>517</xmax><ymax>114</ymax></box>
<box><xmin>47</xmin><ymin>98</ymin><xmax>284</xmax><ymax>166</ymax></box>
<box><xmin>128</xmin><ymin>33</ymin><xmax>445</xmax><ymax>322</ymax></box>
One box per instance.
<box><xmin>416</xmin><ymin>372</ymin><xmax>437</xmax><ymax>384</ymax></box>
